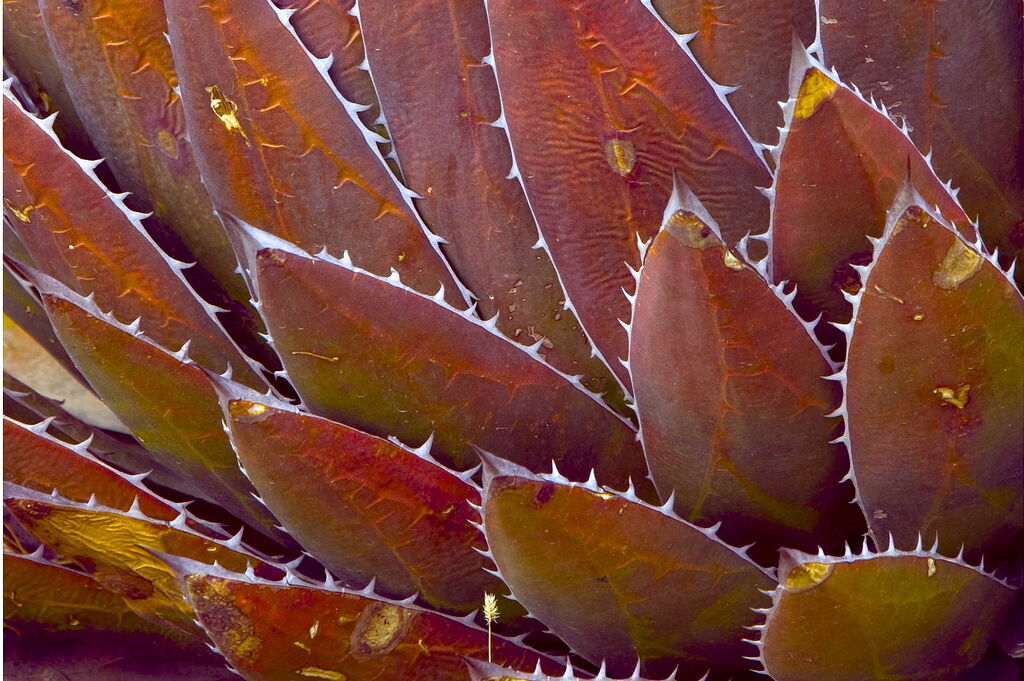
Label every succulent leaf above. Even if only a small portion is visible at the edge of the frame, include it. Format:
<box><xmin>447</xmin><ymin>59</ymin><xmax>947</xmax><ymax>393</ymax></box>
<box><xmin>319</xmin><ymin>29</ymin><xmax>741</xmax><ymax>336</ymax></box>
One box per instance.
<box><xmin>484</xmin><ymin>0</ymin><xmax>771</xmax><ymax>391</ymax></box>
<box><xmin>842</xmin><ymin>197</ymin><xmax>1024</xmax><ymax>561</ymax></box>
<box><xmin>758</xmin><ymin>546</ymin><xmax>1019</xmax><ymax>681</ymax></box>
<box><xmin>479</xmin><ymin>454</ymin><xmax>775</xmax><ymax>677</ymax></box>
<box><xmin>629</xmin><ymin>182</ymin><xmax>865</xmax><ymax>559</ymax></box>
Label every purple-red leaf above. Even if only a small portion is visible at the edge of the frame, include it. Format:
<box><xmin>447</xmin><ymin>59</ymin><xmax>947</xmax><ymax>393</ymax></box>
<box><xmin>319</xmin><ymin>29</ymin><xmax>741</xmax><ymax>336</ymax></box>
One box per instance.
<box><xmin>843</xmin><ymin>201</ymin><xmax>1023</xmax><ymax>560</ymax></box>
<box><xmin>486</xmin><ymin>0</ymin><xmax>770</xmax><ymax>390</ymax></box>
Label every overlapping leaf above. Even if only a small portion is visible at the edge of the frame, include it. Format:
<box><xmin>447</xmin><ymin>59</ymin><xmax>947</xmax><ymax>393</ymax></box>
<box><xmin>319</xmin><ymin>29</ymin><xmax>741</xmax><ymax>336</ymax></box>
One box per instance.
<box><xmin>357</xmin><ymin>0</ymin><xmax>623</xmax><ymax>403</ymax></box>
<box><xmin>32</xmin><ymin>277</ymin><xmax>289</xmax><ymax>545</ymax></box>
<box><xmin>758</xmin><ymin>547</ymin><xmax>1018</xmax><ymax>681</ymax></box>
<box><xmin>248</xmin><ymin>231</ymin><xmax>650</xmax><ymax>490</ymax></box>
<box><xmin>225</xmin><ymin>397</ymin><xmax>507</xmax><ymax>614</ymax></box>
<box><xmin>485</xmin><ymin>0</ymin><xmax>770</xmax><ymax>389</ymax></box>
<box><xmin>2</xmin><ymin>90</ymin><xmax>265</xmax><ymax>388</ymax></box>
<box><xmin>182</xmin><ymin>567</ymin><xmax>552</xmax><ymax>681</ymax></box>
<box><xmin>651</xmin><ymin>0</ymin><xmax>816</xmax><ymax>146</ymax></box>
<box><xmin>630</xmin><ymin>185</ymin><xmax>863</xmax><ymax>559</ymax></box>
<box><xmin>842</xmin><ymin>198</ymin><xmax>1023</xmax><ymax>560</ymax></box>
<box><xmin>480</xmin><ymin>454</ymin><xmax>775</xmax><ymax>676</ymax></box>
<box><xmin>164</xmin><ymin>0</ymin><xmax>467</xmax><ymax>308</ymax></box>
<box><xmin>819</xmin><ymin>0</ymin><xmax>1024</xmax><ymax>270</ymax></box>
<box><xmin>769</xmin><ymin>54</ymin><xmax>975</xmax><ymax>350</ymax></box>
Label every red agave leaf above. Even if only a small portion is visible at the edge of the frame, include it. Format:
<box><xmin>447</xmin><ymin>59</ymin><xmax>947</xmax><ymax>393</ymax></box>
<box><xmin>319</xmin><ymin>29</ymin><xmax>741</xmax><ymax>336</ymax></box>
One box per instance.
<box><xmin>164</xmin><ymin>0</ymin><xmax>468</xmax><ymax>308</ymax></box>
<box><xmin>629</xmin><ymin>185</ymin><xmax>863</xmax><ymax>560</ymax></box>
<box><xmin>769</xmin><ymin>53</ymin><xmax>975</xmax><ymax>350</ymax></box>
<box><xmin>356</xmin><ymin>0</ymin><xmax>623</xmax><ymax>402</ymax></box>
<box><xmin>841</xmin><ymin>196</ymin><xmax>1023</xmax><ymax>561</ymax></box>
<box><xmin>480</xmin><ymin>455</ymin><xmax>776</xmax><ymax>677</ymax></box>
<box><xmin>758</xmin><ymin>547</ymin><xmax>1018</xmax><ymax>681</ymax></box>
<box><xmin>819</xmin><ymin>0</ymin><xmax>1024</xmax><ymax>271</ymax></box>
<box><xmin>225</xmin><ymin>397</ymin><xmax>506</xmax><ymax>614</ymax></box>
<box><xmin>2</xmin><ymin>90</ymin><xmax>265</xmax><ymax>389</ymax></box>
<box><xmin>183</xmin><ymin>569</ymin><xmax>552</xmax><ymax>681</ymax></box>
<box><xmin>486</xmin><ymin>0</ymin><xmax>770</xmax><ymax>390</ymax></box>
<box><xmin>249</xmin><ymin>231</ymin><xmax>650</xmax><ymax>491</ymax></box>
<box><xmin>650</xmin><ymin>0</ymin><xmax>817</xmax><ymax>145</ymax></box>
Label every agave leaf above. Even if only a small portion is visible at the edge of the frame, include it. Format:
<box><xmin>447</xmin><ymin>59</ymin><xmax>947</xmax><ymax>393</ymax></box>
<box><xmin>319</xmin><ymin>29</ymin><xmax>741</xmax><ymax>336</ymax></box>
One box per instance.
<box><xmin>37</xmin><ymin>0</ymin><xmax>269</xmax><ymax>354</ymax></box>
<box><xmin>950</xmin><ymin>652</ymin><xmax>1023</xmax><ymax>681</ymax></box>
<box><xmin>1</xmin><ymin>90</ymin><xmax>266</xmax><ymax>389</ymax></box>
<box><xmin>182</xmin><ymin>568</ymin><xmax>552</xmax><ymax>681</ymax></box>
<box><xmin>650</xmin><ymin>0</ymin><xmax>817</xmax><ymax>146</ymax></box>
<box><xmin>248</xmin><ymin>234</ymin><xmax>650</xmax><ymax>490</ymax></box>
<box><xmin>2</xmin><ymin>0</ymin><xmax>94</xmax><ymax>156</ymax></box>
<box><xmin>757</xmin><ymin>546</ymin><xmax>1019</xmax><ymax>681</ymax></box>
<box><xmin>629</xmin><ymin>184</ymin><xmax>863</xmax><ymax>560</ymax></box>
<box><xmin>819</xmin><ymin>0</ymin><xmax>1024</xmax><ymax>271</ymax></box>
<box><xmin>769</xmin><ymin>53</ymin><xmax>976</xmax><ymax>351</ymax></box>
<box><xmin>4</xmin><ymin>262</ymin><xmax>84</xmax><ymax>384</ymax></box>
<box><xmin>32</xmin><ymin>277</ymin><xmax>291</xmax><ymax>546</ymax></box>
<box><xmin>224</xmin><ymin>396</ymin><xmax>508</xmax><ymax>614</ymax></box>
<box><xmin>356</xmin><ymin>0</ymin><xmax>624</xmax><ymax>404</ymax></box>
<box><xmin>3</xmin><ymin>485</ymin><xmax>277</xmax><ymax>636</ymax></box>
<box><xmin>994</xmin><ymin>593</ymin><xmax>1023</xmax><ymax>659</ymax></box>
<box><xmin>270</xmin><ymin>0</ymin><xmax>381</xmax><ymax>127</ymax></box>
<box><xmin>485</xmin><ymin>0</ymin><xmax>770</xmax><ymax>390</ymax></box>
<box><xmin>465</xmin><ymin>658</ymin><xmax>672</xmax><ymax>681</ymax></box>
<box><xmin>3</xmin><ymin>417</ymin><xmax>187</xmax><ymax>524</ymax></box>
<box><xmin>479</xmin><ymin>454</ymin><xmax>776</xmax><ymax>676</ymax></box>
<box><xmin>842</xmin><ymin>197</ymin><xmax>1023</xmax><ymax>561</ymax></box>
<box><xmin>164</xmin><ymin>0</ymin><xmax>469</xmax><ymax>308</ymax></box>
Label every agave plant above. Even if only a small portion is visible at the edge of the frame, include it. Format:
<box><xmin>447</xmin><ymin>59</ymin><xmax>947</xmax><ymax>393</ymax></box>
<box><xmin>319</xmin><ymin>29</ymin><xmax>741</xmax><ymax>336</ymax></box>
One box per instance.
<box><xmin>3</xmin><ymin>0</ymin><xmax>1022</xmax><ymax>679</ymax></box>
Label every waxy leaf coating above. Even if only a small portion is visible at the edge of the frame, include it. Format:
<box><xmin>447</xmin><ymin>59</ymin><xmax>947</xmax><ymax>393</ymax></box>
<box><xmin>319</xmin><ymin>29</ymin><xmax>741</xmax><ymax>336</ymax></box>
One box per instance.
<box><xmin>630</xmin><ymin>198</ymin><xmax>861</xmax><ymax>558</ymax></box>
<box><xmin>165</xmin><ymin>0</ymin><xmax>467</xmax><ymax>308</ymax></box>
<box><xmin>760</xmin><ymin>550</ymin><xmax>1018</xmax><ymax>681</ymax></box>
<box><xmin>185</xmin><ymin>572</ymin><xmax>549</xmax><ymax>681</ymax></box>
<box><xmin>253</xmin><ymin>245</ymin><xmax>649</xmax><ymax>490</ymax></box>
<box><xmin>845</xmin><ymin>204</ymin><xmax>1023</xmax><ymax>560</ymax></box>
<box><xmin>487</xmin><ymin>0</ymin><xmax>770</xmax><ymax>389</ymax></box>
<box><xmin>481</xmin><ymin>461</ymin><xmax>775</xmax><ymax>676</ymax></box>
<box><xmin>358</xmin><ymin>0</ymin><xmax>622</xmax><ymax>402</ymax></box>
<box><xmin>226</xmin><ymin>399</ymin><xmax>505</xmax><ymax>613</ymax></box>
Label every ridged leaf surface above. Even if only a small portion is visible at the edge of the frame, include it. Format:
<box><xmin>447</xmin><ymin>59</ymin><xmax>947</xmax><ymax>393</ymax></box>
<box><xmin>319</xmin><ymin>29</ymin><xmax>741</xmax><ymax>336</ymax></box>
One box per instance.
<box><xmin>486</xmin><ymin>0</ymin><xmax>771</xmax><ymax>389</ymax></box>
<box><xmin>845</xmin><ymin>205</ymin><xmax>1023</xmax><ymax>559</ymax></box>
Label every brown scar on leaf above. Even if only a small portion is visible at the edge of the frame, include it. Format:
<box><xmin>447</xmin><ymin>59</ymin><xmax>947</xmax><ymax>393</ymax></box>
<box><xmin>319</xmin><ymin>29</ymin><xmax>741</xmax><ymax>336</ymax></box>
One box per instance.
<box><xmin>927</xmin><ymin>558</ymin><xmax>937</xmax><ymax>576</ymax></box>
<box><xmin>785</xmin><ymin>562</ymin><xmax>832</xmax><ymax>589</ymax></box>
<box><xmin>186</xmin><ymin>576</ymin><xmax>260</xmax><ymax>660</ymax></box>
<box><xmin>722</xmin><ymin>250</ymin><xmax>744</xmax><ymax>270</ymax></box>
<box><xmin>794</xmin><ymin>69</ymin><xmax>838</xmax><ymax>119</ymax></box>
<box><xmin>205</xmin><ymin>85</ymin><xmax>250</xmax><ymax>146</ymax></box>
<box><xmin>665</xmin><ymin>210</ymin><xmax>719</xmax><ymax>250</ymax></box>
<box><xmin>934</xmin><ymin>384</ymin><xmax>970</xmax><ymax>409</ymax></box>
<box><xmin>4</xmin><ymin>200</ymin><xmax>34</xmax><ymax>223</ymax></box>
<box><xmin>350</xmin><ymin>602</ymin><xmax>414</xmax><ymax>659</ymax></box>
<box><xmin>291</xmin><ymin>351</ymin><xmax>340</xmax><ymax>363</ymax></box>
<box><xmin>155</xmin><ymin>130</ymin><xmax>180</xmax><ymax>159</ymax></box>
<box><xmin>299</xmin><ymin>668</ymin><xmax>346</xmax><ymax>680</ymax></box>
<box><xmin>932</xmin><ymin>240</ymin><xmax>982</xmax><ymax>290</ymax></box>
<box><xmin>872</xmin><ymin>285</ymin><xmax>904</xmax><ymax>304</ymax></box>
<box><xmin>604</xmin><ymin>138</ymin><xmax>636</xmax><ymax>176</ymax></box>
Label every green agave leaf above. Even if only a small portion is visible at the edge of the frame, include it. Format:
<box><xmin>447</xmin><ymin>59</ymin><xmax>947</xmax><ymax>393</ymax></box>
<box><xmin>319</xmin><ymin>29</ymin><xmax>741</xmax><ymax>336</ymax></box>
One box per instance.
<box><xmin>3</xmin><ymin>485</ymin><xmax>279</xmax><ymax>637</ymax></box>
<box><xmin>2</xmin><ymin>0</ymin><xmax>94</xmax><ymax>156</ymax></box>
<box><xmin>650</xmin><ymin>0</ymin><xmax>817</xmax><ymax>146</ymax></box>
<box><xmin>37</xmin><ymin>0</ymin><xmax>262</xmax><ymax>342</ymax></box>
<box><xmin>31</xmin><ymin>276</ymin><xmax>291</xmax><ymax>546</ymax></box>
<box><xmin>819</xmin><ymin>0</ymin><xmax>1024</xmax><ymax>271</ymax></box>
<box><xmin>164</xmin><ymin>0</ymin><xmax>469</xmax><ymax>309</ymax></box>
<box><xmin>3</xmin><ymin>417</ymin><xmax>187</xmax><ymax>524</ymax></box>
<box><xmin>841</xmin><ymin>193</ymin><xmax>1023</xmax><ymax>561</ymax></box>
<box><xmin>180</xmin><ymin>564</ymin><xmax>554</xmax><ymax>681</ymax></box>
<box><xmin>629</xmin><ymin>182</ymin><xmax>863</xmax><ymax>560</ymax></box>
<box><xmin>479</xmin><ymin>453</ymin><xmax>776</xmax><ymax>677</ymax></box>
<box><xmin>769</xmin><ymin>50</ymin><xmax>976</xmax><ymax>351</ymax></box>
<box><xmin>224</xmin><ymin>395</ymin><xmax>507</xmax><ymax>614</ymax></box>
<box><xmin>757</xmin><ymin>545</ymin><xmax>1019</xmax><ymax>681</ymax></box>
<box><xmin>485</xmin><ymin>0</ymin><xmax>771</xmax><ymax>390</ymax></box>
<box><xmin>1</xmin><ymin>89</ymin><xmax>266</xmax><ymax>389</ymax></box>
<box><xmin>246</xmin><ymin>228</ymin><xmax>650</xmax><ymax>490</ymax></box>
<box><xmin>270</xmin><ymin>0</ymin><xmax>381</xmax><ymax>128</ymax></box>
<box><xmin>356</xmin><ymin>0</ymin><xmax>623</xmax><ymax>404</ymax></box>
